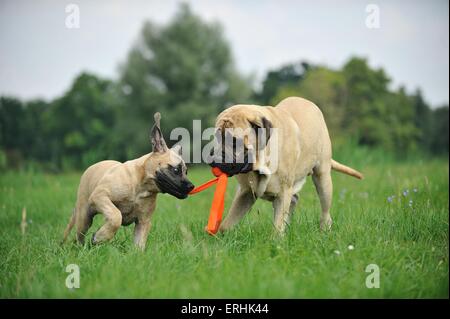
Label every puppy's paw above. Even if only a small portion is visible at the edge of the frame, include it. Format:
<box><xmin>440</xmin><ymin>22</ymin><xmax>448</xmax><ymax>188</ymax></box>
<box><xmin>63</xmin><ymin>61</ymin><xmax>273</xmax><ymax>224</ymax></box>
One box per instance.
<box><xmin>272</xmin><ymin>229</ymin><xmax>287</xmax><ymax>241</ymax></box>
<box><xmin>320</xmin><ymin>217</ymin><xmax>333</xmax><ymax>231</ymax></box>
<box><xmin>89</xmin><ymin>232</ymin><xmax>99</xmax><ymax>247</ymax></box>
<box><xmin>217</xmin><ymin>222</ymin><xmax>227</xmax><ymax>233</ymax></box>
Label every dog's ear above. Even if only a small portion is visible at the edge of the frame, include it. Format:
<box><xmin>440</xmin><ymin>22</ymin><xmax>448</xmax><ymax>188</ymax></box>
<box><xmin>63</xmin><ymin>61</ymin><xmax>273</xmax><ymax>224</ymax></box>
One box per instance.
<box><xmin>171</xmin><ymin>144</ymin><xmax>182</xmax><ymax>156</ymax></box>
<box><xmin>248</xmin><ymin>116</ymin><xmax>272</xmax><ymax>149</ymax></box>
<box><xmin>151</xmin><ymin>112</ymin><xmax>168</xmax><ymax>153</ymax></box>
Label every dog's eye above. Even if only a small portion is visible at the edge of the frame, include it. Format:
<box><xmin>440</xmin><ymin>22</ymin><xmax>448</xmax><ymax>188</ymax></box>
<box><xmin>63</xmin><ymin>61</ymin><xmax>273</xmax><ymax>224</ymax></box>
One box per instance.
<box><xmin>171</xmin><ymin>165</ymin><xmax>181</xmax><ymax>175</ymax></box>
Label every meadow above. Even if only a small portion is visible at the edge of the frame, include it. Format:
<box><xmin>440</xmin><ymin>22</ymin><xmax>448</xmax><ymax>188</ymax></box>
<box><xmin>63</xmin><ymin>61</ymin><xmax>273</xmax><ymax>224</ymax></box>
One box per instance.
<box><xmin>0</xmin><ymin>150</ymin><xmax>448</xmax><ymax>298</ymax></box>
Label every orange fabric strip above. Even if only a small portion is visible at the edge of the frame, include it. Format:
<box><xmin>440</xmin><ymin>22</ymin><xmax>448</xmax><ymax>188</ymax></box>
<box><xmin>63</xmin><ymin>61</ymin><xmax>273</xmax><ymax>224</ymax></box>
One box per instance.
<box><xmin>188</xmin><ymin>167</ymin><xmax>228</xmax><ymax>235</ymax></box>
<box><xmin>206</xmin><ymin>172</ymin><xmax>228</xmax><ymax>235</ymax></box>
<box><xmin>188</xmin><ymin>177</ymin><xmax>219</xmax><ymax>194</ymax></box>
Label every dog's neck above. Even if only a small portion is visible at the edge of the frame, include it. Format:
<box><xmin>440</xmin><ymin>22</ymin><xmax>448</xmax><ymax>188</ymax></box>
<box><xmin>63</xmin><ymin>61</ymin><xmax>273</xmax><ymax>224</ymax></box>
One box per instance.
<box><xmin>133</xmin><ymin>153</ymin><xmax>159</xmax><ymax>194</ymax></box>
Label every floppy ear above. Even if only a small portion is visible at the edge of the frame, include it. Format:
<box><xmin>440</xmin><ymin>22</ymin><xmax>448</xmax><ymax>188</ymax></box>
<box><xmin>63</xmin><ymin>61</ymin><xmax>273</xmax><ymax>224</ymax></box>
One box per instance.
<box><xmin>171</xmin><ymin>144</ymin><xmax>182</xmax><ymax>156</ymax></box>
<box><xmin>248</xmin><ymin>116</ymin><xmax>273</xmax><ymax>149</ymax></box>
<box><xmin>151</xmin><ymin>112</ymin><xmax>168</xmax><ymax>153</ymax></box>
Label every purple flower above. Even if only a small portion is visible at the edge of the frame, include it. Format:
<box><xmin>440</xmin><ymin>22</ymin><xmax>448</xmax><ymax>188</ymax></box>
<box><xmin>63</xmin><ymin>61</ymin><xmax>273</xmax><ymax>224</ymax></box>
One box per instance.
<box><xmin>402</xmin><ymin>189</ymin><xmax>409</xmax><ymax>197</ymax></box>
<box><xmin>387</xmin><ymin>195</ymin><xmax>395</xmax><ymax>203</ymax></box>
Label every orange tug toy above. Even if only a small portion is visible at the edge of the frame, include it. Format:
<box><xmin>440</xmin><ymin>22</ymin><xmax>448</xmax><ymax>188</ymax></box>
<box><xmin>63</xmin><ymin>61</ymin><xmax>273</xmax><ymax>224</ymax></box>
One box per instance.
<box><xmin>188</xmin><ymin>167</ymin><xmax>228</xmax><ymax>235</ymax></box>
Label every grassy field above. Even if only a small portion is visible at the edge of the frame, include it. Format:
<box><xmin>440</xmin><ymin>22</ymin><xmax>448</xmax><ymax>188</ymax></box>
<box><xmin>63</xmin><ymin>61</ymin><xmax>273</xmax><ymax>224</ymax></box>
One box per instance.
<box><xmin>0</xmin><ymin>156</ymin><xmax>448</xmax><ymax>298</ymax></box>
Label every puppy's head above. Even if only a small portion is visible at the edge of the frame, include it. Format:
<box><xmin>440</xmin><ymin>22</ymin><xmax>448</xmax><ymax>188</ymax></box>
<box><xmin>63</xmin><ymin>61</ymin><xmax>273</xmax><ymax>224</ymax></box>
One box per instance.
<box><xmin>209</xmin><ymin>106</ymin><xmax>272</xmax><ymax>176</ymax></box>
<box><xmin>147</xmin><ymin>113</ymin><xmax>194</xmax><ymax>199</ymax></box>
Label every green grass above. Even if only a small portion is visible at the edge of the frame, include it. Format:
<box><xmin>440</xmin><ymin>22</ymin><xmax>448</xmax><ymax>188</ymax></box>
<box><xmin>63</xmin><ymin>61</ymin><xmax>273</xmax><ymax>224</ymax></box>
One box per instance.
<box><xmin>0</xmin><ymin>158</ymin><xmax>448</xmax><ymax>298</ymax></box>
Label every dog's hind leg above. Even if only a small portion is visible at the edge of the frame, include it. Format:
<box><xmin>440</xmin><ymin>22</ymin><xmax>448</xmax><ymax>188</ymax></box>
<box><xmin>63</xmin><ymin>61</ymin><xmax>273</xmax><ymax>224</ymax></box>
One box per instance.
<box><xmin>312</xmin><ymin>166</ymin><xmax>333</xmax><ymax>230</ymax></box>
<box><xmin>219</xmin><ymin>187</ymin><xmax>255</xmax><ymax>232</ymax></box>
<box><xmin>62</xmin><ymin>208</ymin><xmax>76</xmax><ymax>244</ymax></box>
<box><xmin>75</xmin><ymin>203</ymin><xmax>94</xmax><ymax>245</ymax></box>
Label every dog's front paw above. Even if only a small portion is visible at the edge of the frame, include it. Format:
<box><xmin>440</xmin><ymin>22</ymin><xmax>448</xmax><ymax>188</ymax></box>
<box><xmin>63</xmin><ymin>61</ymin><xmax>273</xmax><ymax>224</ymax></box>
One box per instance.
<box><xmin>217</xmin><ymin>224</ymin><xmax>230</xmax><ymax>234</ymax></box>
<box><xmin>320</xmin><ymin>216</ymin><xmax>332</xmax><ymax>231</ymax></box>
<box><xmin>90</xmin><ymin>232</ymin><xmax>98</xmax><ymax>247</ymax></box>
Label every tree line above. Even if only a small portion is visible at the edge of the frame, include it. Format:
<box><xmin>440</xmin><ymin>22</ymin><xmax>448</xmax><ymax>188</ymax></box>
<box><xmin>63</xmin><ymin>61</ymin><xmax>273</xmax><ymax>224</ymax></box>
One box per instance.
<box><xmin>0</xmin><ymin>4</ymin><xmax>448</xmax><ymax>171</ymax></box>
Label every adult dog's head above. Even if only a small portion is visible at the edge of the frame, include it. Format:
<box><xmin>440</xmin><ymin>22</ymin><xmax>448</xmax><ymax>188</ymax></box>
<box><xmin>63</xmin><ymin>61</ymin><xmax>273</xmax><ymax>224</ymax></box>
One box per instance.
<box><xmin>208</xmin><ymin>105</ymin><xmax>273</xmax><ymax>176</ymax></box>
<box><xmin>146</xmin><ymin>113</ymin><xmax>194</xmax><ymax>199</ymax></box>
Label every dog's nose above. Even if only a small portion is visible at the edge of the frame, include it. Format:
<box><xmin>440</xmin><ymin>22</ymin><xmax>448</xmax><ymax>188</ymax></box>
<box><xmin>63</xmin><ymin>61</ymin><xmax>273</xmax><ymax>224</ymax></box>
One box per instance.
<box><xmin>185</xmin><ymin>182</ymin><xmax>195</xmax><ymax>192</ymax></box>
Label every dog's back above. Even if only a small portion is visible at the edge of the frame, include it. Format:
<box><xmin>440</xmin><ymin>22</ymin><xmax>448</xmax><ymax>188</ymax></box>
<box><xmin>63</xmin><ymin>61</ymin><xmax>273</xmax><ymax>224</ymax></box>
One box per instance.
<box><xmin>276</xmin><ymin>96</ymin><xmax>332</xmax><ymax>166</ymax></box>
<box><xmin>77</xmin><ymin>160</ymin><xmax>121</xmax><ymax>197</ymax></box>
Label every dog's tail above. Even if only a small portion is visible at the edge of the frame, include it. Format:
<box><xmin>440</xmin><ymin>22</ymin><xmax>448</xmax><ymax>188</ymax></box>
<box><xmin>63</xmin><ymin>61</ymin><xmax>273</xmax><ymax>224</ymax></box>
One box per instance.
<box><xmin>331</xmin><ymin>159</ymin><xmax>364</xmax><ymax>180</ymax></box>
<box><xmin>61</xmin><ymin>208</ymin><xmax>76</xmax><ymax>245</ymax></box>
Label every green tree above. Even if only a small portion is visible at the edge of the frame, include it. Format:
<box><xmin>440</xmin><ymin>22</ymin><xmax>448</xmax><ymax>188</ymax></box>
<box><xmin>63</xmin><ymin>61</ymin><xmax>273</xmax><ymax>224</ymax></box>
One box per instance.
<box><xmin>0</xmin><ymin>97</ymin><xmax>26</xmax><ymax>167</ymax></box>
<box><xmin>383</xmin><ymin>87</ymin><xmax>419</xmax><ymax>153</ymax></box>
<box><xmin>44</xmin><ymin>72</ymin><xmax>118</xmax><ymax>169</ymax></box>
<box><xmin>411</xmin><ymin>89</ymin><xmax>432</xmax><ymax>149</ymax></box>
<box><xmin>0</xmin><ymin>97</ymin><xmax>25</xmax><ymax>150</ymax></box>
<box><xmin>429</xmin><ymin>105</ymin><xmax>449</xmax><ymax>155</ymax></box>
<box><xmin>257</xmin><ymin>61</ymin><xmax>311</xmax><ymax>104</ymax></box>
<box><xmin>0</xmin><ymin>97</ymin><xmax>51</xmax><ymax>167</ymax></box>
<box><xmin>339</xmin><ymin>57</ymin><xmax>418</xmax><ymax>153</ymax></box>
<box><xmin>117</xmin><ymin>3</ymin><xmax>251</xmax><ymax>158</ymax></box>
<box><xmin>341</xmin><ymin>57</ymin><xmax>390</xmax><ymax>135</ymax></box>
<box><xmin>22</xmin><ymin>99</ymin><xmax>51</xmax><ymax>162</ymax></box>
<box><xmin>270</xmin><ymin>57</ymin><xmax>422</xmax><ymax>154</ymax></box>
<box><xmin>272</xmin><ymin>67</ymin><xmax>346</xmax><ymax>139</ymax></box>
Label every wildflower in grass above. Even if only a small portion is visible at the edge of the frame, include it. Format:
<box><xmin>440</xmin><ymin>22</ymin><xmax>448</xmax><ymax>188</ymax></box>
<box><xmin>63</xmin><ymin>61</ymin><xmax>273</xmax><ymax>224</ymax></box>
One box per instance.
<box><xmin>413</xmin><ymin>188</ymin><xmax>418</xmax><ymax>193</ymax></box>
<box><xmin>408</xmin><ymin>199</ymin><xmax>413</xmax><ymax>207</ymax></box>
<box><xmin>348</xmin><ymin>245</ymin><xmax>354</xmax><ymax>250</ymax></box>
<box><xmin>334</xmin><ymin>250</ymin><xmax>341</xmax><ymax>255</ymax></box>
<box><xmin>402</xmin><ymin>189</ymin><xmax>409</xmax><ymax>197</ymax></box>
<box><xmin>339</xmin><ymin>188</ymin><xmax>347</xmax><ymax>200</ymax></box>
<box><xmin>387</xmin><ymin>195</ymin><xmax>395</xmax><ymax>203</ymax></box>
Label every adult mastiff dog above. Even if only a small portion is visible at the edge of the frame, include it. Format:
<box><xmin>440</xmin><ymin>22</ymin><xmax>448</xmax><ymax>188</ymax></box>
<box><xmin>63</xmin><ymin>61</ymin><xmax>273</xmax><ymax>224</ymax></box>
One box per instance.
<box><xmin>210</xmin><ymin>96</ymin><xmax>363</xmax><ymax>235</ymax></box>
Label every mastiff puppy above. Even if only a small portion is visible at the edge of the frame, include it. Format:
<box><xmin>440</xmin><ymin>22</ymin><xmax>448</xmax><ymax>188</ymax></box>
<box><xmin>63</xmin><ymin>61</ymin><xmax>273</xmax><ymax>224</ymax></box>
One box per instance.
<box><xmin>62</xmin><ymin>113</ymin><xmax>194</xmax><ymax>249</ymax></box>
<box><xmin>210</xmin><ymin>96</ymin><xmax>363</xmax><ymax>235</ymax></box>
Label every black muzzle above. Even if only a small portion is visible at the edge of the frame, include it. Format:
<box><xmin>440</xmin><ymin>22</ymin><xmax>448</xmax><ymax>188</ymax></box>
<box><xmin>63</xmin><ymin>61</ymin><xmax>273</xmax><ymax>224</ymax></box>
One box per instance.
<box><xmin>209</xmin><ymin>150</ymin><xmax>253</xmax><ymax>176</ymax></box>
<box><xmin>155</xmin><ymin>170</ymin><xmax>194</xmax><ymax>199</ymax></box>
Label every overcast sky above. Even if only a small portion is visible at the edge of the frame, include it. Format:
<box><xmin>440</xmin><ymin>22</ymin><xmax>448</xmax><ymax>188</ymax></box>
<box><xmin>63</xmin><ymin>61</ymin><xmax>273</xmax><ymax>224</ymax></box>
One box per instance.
<box><xmin>0</xmin><ymin>0</ymin><xmax>448</xmax><ymax>106</ymax></box>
